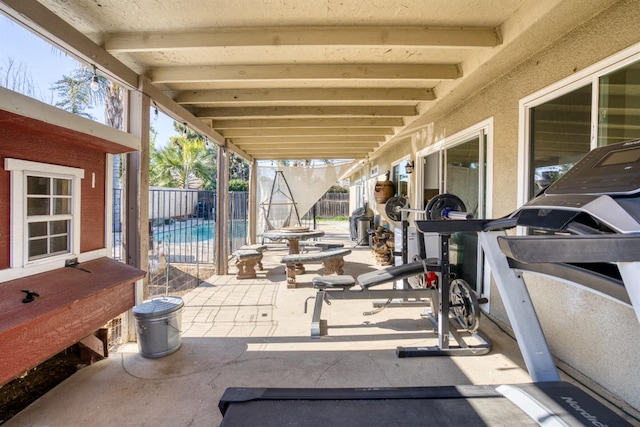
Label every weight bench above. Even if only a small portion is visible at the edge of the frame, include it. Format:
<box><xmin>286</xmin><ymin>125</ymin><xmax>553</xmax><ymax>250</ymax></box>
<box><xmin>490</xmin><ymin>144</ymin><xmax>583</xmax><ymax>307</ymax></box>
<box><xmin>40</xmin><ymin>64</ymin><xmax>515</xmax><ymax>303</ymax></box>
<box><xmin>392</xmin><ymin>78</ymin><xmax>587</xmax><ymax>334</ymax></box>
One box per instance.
<box><xmin>280</xmin><ymin>248</ymin><xmax>352</xmax><ymax>288</ymax></box>
<box><xmin>307</xmin><ymin>258</ymin><xmax>490</xmax><ymax>357</ymax></box>
<box><xmin>308</xmin><ymin>260</ymin><xmax>437</xmax><ymax>338</ymax></box>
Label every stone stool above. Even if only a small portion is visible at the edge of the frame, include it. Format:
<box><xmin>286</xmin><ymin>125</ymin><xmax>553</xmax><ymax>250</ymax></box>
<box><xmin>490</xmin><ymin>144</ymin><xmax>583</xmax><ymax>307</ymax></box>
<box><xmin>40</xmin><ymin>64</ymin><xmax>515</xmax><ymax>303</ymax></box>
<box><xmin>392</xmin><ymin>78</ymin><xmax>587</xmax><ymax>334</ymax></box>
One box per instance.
<box><xmin>234</xmin><ymin>249</ymin><xmax>262</xmax><ymax>279</ymax></box>
<box><xmin>240</xmin><ymin>244</ymin><xmax>267</xmax><ymax>270</ymax></box>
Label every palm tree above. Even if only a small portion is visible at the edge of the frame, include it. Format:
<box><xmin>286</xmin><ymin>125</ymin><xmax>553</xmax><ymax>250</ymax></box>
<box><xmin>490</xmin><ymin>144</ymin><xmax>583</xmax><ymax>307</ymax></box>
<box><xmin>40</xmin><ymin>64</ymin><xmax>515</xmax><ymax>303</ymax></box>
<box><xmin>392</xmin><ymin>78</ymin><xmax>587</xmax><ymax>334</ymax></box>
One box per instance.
<box><xmin>52</xmin><ymin>66</ymin><xmax>124</xmax><ymax>126</ymax></box>
<box><xmin>150</xmin><ymin>136</ymin><xmax>216</xmax><ymax>190</ymax></box>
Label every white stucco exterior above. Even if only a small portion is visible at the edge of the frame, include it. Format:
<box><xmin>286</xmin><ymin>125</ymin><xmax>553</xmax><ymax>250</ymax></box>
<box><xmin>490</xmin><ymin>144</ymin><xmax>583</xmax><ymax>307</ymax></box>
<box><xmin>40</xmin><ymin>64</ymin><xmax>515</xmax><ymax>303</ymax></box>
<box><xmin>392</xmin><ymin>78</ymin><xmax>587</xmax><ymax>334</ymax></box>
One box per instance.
<box><xmin>347</xmin><ymin>0</ymin><xmax>640</xmax><ymax>411</ymax></box>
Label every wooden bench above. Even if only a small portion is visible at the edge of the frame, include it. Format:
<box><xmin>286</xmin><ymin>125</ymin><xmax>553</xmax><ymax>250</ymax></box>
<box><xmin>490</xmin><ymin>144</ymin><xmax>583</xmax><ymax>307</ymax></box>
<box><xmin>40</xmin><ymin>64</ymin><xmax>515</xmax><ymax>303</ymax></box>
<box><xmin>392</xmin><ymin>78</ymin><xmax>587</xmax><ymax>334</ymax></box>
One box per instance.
<box><xmin>297</xmin><ymin>241</ymin><xmax>345</xmax><ymax>252</ymax></box>
<box><xmin>280</xmin><ymin>248</ymin><xmax>351</xmax><ymax>288</ymax></box>
<box><xmin>0</xmin><ymin>258</ymin><xmax>145</xmax><ymax>386</ymax></box>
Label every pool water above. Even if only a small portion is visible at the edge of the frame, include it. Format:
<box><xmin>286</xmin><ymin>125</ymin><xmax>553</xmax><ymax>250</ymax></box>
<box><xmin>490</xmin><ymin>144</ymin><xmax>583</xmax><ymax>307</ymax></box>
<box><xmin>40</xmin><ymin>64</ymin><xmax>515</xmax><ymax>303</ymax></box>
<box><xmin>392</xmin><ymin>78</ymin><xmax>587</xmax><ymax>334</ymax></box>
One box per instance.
<box><xmin>155</xmin><ymin>222</ymin><xmax>247</xmax><ymax>244</ymax></box>
<box><xmin>156</xmin><ymin>225</ymin><xmax>214</xmax><ymax>243</ymax></box>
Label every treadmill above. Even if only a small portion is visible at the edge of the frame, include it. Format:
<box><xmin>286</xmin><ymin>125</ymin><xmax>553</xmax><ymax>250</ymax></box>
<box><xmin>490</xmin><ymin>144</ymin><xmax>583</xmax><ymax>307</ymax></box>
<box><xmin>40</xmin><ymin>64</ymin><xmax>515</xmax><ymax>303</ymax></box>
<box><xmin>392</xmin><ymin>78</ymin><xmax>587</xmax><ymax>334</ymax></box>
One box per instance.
<box><xmin>218</xmin><ymin>139</ymin><xmax>640</xmax><ymax>426</ymax></box>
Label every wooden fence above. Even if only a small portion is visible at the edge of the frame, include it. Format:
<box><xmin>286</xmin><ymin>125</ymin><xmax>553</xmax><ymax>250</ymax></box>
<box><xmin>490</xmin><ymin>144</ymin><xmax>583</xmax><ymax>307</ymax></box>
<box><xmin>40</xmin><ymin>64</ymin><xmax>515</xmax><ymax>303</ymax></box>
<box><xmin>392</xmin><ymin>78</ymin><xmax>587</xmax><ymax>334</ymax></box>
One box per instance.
<box><xmin>304</xmin><ymin>193</ymin><xmax>349</xmax><ymax>219</ymax></box>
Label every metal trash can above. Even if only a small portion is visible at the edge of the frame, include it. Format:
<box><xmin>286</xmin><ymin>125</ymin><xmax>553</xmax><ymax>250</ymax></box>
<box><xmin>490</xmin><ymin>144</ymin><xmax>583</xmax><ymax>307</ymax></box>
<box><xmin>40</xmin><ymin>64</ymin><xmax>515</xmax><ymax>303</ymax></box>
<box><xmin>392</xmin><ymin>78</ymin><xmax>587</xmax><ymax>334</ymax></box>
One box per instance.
<box><xmin>133</xmin><ymin>296</ymin><xmax>184</xmax><ymax>358</ymax></box>
<box><xmin>358</xmin><ymin>218</ymin><xmax>371</xmax><ymax>246</ymax></box>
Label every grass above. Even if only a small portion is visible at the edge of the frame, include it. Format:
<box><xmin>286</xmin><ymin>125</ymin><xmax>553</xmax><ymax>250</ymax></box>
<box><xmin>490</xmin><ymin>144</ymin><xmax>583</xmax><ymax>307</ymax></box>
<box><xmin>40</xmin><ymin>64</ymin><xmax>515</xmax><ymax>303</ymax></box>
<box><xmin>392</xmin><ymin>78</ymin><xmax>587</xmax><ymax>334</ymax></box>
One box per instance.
<box><xmin>315</xmin><ymin>216</ymin><xmax>348</xmax><ymax>222</ymax></box>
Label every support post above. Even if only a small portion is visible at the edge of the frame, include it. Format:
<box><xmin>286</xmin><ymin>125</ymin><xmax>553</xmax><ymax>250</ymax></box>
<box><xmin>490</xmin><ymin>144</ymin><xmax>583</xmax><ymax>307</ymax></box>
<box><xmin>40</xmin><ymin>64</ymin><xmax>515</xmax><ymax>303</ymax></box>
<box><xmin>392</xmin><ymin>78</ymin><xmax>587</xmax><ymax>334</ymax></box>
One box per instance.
<box><xmin>215</xmin><ymin>145</ymin><xmax>229</xmax><ymax>275</ymax></box>
<box><xmin>248</xmin><ymin>159</ymin><xmax>258</xmax><ymax>244</ymax></box>
<box><xmin>124</xmin><ymin>89</ymin><xmax>150</xmax><ymax>340</ymax></box>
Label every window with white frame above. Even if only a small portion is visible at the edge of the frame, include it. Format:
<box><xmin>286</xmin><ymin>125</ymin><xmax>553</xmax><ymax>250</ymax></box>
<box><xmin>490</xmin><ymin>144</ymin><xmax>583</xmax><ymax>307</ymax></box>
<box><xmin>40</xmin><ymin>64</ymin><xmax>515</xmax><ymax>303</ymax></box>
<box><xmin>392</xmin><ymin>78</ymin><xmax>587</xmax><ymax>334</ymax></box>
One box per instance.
<box><xmin>26</xmin><ymin>175</ymin><xmax>72</xmax><ymax>260</ymax></box>
<box><xmin>4</xmin><ymin>159</ymin><xmax>84</xmax><ymax>269</ymax></box>
<box><xmin>529</xmin><ymin>85</ymin><xmax>592</xmax><ymax>196</ymax></box>
<box><xmin>391</xmin><ymin>158</ymin><xmax>410</xmax><ymax>198</ymax></box>
<box><xmin>354</xmin><ymin>177</ymin><xmax>365</xmax><ymax>209</ymax></box>
<box><xmin>521</xmin><ymin>50</ymin><xmax>640</xmax><ymax>203</ymax></box>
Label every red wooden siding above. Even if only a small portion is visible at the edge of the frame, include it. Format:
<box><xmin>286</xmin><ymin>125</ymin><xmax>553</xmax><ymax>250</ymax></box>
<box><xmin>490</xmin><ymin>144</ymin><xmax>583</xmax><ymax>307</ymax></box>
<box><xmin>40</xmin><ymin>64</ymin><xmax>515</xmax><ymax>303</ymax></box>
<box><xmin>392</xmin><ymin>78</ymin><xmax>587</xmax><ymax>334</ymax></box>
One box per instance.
<box><xmin>0</xmin><ymin>257</ymin><xmax>145</xmax><ymax>386</ymax></box>
<box><xmin>0</xmin><ymin>109</ymin><xmax>110</xmax><ymax>270</ymax></box>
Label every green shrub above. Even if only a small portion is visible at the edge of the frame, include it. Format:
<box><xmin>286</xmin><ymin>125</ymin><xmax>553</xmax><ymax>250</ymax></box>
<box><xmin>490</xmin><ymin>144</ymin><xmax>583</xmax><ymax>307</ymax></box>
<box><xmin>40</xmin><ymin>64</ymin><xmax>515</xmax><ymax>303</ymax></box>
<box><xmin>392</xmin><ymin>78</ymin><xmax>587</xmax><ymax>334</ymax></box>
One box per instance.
<box><xmin>229</xmin><ymin>178</ymin><xmax>249</xmax><ymax>192</ymax></box>
<box><xmin>327</xmin><ymin>185</ymin><xmax>348</xmax><ymax>193</ymax></box>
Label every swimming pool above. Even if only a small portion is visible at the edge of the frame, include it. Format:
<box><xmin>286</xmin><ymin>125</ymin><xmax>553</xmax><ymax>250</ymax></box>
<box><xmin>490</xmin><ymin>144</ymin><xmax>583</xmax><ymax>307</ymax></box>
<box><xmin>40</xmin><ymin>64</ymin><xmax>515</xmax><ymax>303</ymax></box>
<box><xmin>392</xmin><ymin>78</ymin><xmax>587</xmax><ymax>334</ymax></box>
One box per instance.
<box><xmin>155</xmin><ymin>224</ymin><xmax>214</xmax><ymax>243</ymax></box>
<box><xmin>154</xmin><ymin>221</ymin><xmax>247</xmax><ymax>244</ymax></box>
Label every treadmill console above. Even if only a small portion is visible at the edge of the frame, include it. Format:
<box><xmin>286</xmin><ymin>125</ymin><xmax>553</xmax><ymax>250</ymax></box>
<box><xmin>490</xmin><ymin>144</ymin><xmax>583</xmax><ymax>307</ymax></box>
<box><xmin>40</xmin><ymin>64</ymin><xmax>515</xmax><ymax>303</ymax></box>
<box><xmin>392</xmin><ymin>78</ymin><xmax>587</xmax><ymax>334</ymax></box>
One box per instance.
<box><xmin>545</xmin><ymin>138</ymin><xmax>640</xmax><ymax>196</ymax></box>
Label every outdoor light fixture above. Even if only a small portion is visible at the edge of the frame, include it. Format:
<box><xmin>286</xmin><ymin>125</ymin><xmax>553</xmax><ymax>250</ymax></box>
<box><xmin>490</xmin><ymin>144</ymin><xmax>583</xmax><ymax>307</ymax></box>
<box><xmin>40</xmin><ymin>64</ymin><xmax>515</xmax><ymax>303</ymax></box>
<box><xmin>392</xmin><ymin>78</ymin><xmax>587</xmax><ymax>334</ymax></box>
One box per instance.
<box><xmin>153</xmin><ymin>101</ymin><xmax>159</xmax><ymax>120</ymax></box>
<box><xmin>406</xmin><ymin>160</ymin><xmax>415</xmax><ymax>174</ymax></box>
<box><xmin>90</xmin><ymin>65</ymin><xmax>100</xmax><ymax>92</ymax></box>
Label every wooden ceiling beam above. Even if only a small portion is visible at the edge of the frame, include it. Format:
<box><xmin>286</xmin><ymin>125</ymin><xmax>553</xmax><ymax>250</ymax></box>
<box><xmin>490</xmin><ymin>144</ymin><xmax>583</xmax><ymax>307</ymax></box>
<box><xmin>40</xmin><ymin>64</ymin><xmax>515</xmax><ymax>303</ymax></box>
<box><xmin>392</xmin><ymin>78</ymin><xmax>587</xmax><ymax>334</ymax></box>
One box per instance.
<box><xmin>233</xmin><ymin>136</ymin><xmax>383</xmax><ymax>144</ymax></box>
<box><xmin>221</xmin><ymin>127</ymin><xmax>394</xmax><ymax>137</ymax></box>
<box><xmin>140</xmin><ymin>77</ymin><xmax>230</xmax><ymax>149</ymax></box>
<box><xmin>105</xmin><ymin>26</ymin><xmax>500</xmax><ymax>52</ymax></box>
<box><xmin>252</xmin><ymin>152</ymin><xmax>366</xmax><ymax>160</ymax></box>
<box><xmin>213</xmin><ymin>117</ymin><xmax>404</xmax><ymax>128</ymax></box>
<box><xmin>151</xmin><ymin>64</ymin><xmax>461</xmax><ymax>84</ymax></box>
<box><xmin>248</xmin><ymin>146</ymin><xmax>371</xmax><ymax>153</ymax></box>
<box><xmin>247</xmin><ymin>149</ymin><xmax>373</xmax><ymax>156</ymax></box>
<box><xmin>175</xmin><ymin>88</ymin><xmax>435</xmax><ymax>104</ymax></box>
<box><xmin>196</xmin><ymin>105</ymin><xmax>416</xmax><ymax>119</ymax></box>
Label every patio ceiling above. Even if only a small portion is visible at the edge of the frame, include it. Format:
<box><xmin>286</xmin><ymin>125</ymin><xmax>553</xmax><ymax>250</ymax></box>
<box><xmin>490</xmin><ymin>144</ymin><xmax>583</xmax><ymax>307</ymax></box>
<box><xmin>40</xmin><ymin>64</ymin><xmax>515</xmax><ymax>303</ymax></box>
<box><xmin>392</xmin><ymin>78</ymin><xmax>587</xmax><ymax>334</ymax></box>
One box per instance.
<box><xmin>1</xmin><ymin>0</ymin><xmax>618</xmax><ymax>161</ymax></box>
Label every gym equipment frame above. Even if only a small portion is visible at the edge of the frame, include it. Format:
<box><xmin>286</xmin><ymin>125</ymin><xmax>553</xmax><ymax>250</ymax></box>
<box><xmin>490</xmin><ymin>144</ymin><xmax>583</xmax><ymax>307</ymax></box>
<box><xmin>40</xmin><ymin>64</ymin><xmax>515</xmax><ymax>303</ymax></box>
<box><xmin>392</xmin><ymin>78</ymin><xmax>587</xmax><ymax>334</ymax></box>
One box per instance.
<box><xmin>307</xmin><ymin>194</ymin><xmax>490</xmax><ymax>356</ymax></box>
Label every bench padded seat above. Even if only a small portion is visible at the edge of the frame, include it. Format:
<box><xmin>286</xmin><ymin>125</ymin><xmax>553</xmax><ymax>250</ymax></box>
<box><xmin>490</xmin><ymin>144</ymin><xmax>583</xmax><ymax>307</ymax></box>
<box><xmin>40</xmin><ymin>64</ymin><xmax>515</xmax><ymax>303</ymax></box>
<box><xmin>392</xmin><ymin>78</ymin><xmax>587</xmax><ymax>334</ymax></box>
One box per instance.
<box><xmin>313</xmin><ymin>275</ymin><xmax>356</xmax><ymax>289</ymax></box>
<box><xmin>357</xmin><ymin>258</ymin><xmax>439</xmax><ymax>289</ymax></box>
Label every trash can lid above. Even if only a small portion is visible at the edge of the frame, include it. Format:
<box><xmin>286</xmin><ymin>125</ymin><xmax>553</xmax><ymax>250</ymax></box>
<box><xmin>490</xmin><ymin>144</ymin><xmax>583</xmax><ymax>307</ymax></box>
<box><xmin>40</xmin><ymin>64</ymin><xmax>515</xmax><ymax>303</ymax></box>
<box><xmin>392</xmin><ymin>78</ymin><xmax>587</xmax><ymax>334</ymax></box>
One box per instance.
<box><xmin>133</xmin><ymin>296</ymin><xmax>184</xmax><ymax>318</ymax></box>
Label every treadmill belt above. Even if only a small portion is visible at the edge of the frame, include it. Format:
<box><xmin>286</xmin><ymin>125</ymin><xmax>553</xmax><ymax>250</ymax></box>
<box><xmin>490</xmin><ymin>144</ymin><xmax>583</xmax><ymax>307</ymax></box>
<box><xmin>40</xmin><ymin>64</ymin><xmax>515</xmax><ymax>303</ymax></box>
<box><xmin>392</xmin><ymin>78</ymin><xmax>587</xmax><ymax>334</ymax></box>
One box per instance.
<box><xmin>218</xmin><ymin>382</ymin><xmax>631</xmax><ymax>426</ymax></box>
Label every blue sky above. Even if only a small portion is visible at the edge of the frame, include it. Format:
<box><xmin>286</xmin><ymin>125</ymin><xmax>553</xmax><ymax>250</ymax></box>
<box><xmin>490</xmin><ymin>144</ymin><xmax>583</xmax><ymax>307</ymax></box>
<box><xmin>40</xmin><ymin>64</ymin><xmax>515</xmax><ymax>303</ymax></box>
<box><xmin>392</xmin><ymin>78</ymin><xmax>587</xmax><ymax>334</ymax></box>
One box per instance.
<box><xmin>0</xmin><ymin>15</ymin><xmax>176</xmax><ymax>147</ymax></box>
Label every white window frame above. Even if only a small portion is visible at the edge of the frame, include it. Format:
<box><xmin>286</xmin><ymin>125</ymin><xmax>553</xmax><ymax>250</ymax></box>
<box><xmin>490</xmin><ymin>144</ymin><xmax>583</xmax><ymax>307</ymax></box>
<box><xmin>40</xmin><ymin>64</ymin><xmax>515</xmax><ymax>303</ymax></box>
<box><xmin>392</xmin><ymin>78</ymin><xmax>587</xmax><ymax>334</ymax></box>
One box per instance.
<box><xmin>391</xmin><ymin>155</ymin><xmax>411</xmax><ymax>199</ymax></box>
<box><xmin>4</xmin><ymin>158</ymin><xmax>84</xmax><ymax>276</ymax></box>
<box><xmin>518</xmin><ymin>42</ymin><xmax>640</xmax><ymax>207</ymax></box>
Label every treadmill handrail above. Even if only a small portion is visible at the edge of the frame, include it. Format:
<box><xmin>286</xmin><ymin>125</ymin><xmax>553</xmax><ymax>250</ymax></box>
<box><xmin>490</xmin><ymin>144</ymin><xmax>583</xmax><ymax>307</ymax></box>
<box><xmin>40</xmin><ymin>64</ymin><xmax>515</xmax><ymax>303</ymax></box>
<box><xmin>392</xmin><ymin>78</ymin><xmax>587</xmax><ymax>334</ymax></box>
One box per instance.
<box><xmin>497</xmin><ymin>234</ymin><xmax>640</xmax><ymax>264</ymax></box>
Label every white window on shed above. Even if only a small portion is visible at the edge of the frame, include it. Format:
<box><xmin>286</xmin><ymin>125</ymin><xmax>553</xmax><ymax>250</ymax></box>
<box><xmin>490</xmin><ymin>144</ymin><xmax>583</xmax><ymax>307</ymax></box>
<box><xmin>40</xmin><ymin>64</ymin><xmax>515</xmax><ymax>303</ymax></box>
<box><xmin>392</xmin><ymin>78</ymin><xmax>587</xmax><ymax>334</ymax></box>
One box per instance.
<box><xmin>26</xmin><ymin>175</ymin><xmax>73</xmax><ymax>260</ymax></box>
<box><xmin>4</xmin><ymin>158</ymin><xmax>84</xmax><ymax>269</ymax></box>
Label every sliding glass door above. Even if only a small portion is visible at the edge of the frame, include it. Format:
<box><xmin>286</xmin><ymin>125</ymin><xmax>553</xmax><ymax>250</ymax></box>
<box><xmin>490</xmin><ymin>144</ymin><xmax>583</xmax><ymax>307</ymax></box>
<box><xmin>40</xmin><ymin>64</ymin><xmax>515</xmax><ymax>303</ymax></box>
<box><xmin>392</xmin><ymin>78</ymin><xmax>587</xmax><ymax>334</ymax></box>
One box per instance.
<box><xmin>418</xmin><ymin>122</ymin><xmax>490</xmax><ymax>296</ymax></box>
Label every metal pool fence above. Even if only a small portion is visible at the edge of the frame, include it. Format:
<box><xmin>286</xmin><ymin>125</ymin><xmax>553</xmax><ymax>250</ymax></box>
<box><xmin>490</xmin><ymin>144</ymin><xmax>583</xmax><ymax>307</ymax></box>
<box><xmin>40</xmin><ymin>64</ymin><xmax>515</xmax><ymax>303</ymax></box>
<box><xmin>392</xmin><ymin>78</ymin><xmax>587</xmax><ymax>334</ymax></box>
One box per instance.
<box><xmin>112</xmin><ymin>188</ymin><xmax>249</xmax><ymax>296</ymax></box>
<box><xmin>111</xmin><ymin>189</ymin><xmax>348</xmax><ymax>296</ymax></box>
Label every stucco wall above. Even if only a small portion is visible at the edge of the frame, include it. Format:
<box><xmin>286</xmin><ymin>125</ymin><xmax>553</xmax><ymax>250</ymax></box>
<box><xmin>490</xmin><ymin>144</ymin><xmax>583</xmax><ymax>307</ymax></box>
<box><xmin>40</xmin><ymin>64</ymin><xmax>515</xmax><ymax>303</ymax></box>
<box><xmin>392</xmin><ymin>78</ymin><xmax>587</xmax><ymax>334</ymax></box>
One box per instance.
<box><xmin>526</xmin><ymin>274</ymin><xmax>640</xmax><ymax>406</ymax></box>
<box><xmin>349</xmin><ymin>0</ymin><xmax>640</xmax><ymax>411</ymax></box>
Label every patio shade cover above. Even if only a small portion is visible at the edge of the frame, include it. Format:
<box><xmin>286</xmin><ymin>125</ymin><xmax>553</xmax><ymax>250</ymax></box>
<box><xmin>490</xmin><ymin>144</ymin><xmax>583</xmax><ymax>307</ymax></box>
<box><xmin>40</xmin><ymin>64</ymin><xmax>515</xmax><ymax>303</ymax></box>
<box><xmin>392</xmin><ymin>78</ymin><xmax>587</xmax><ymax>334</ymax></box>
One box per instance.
<box><xmin>257</xmin><ymin>161</ymin><xmax>355</xmax><ymax>234</ymax></box>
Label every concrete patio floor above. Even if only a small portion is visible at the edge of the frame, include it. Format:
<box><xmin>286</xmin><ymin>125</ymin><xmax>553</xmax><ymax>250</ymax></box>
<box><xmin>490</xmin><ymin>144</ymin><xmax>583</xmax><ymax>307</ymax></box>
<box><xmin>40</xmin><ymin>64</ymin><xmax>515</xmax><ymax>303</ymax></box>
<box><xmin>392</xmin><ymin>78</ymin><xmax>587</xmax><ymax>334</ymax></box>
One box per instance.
<box><xmin>4</xmin><ymin>221</ymin><xmax>634</xmax><ymax>426</ymax></box>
